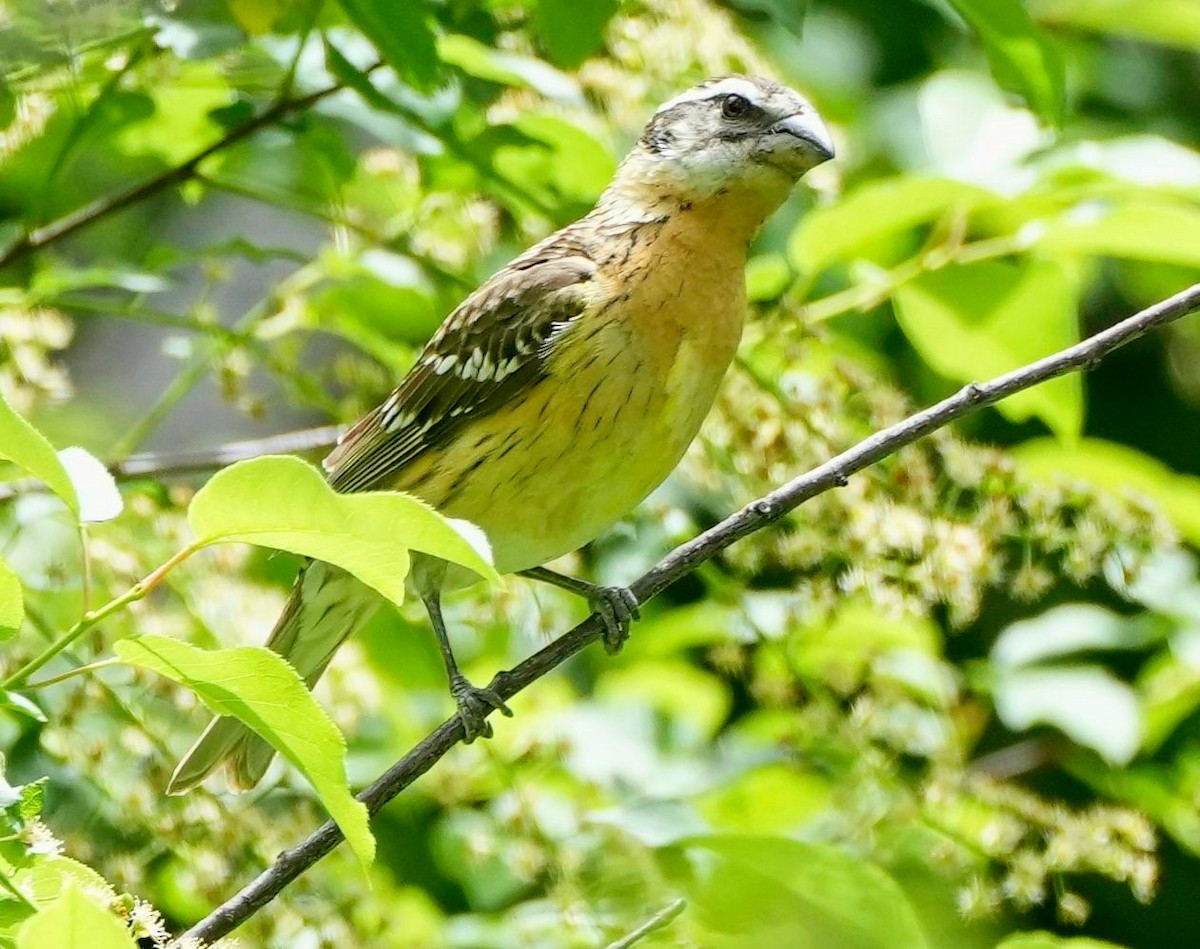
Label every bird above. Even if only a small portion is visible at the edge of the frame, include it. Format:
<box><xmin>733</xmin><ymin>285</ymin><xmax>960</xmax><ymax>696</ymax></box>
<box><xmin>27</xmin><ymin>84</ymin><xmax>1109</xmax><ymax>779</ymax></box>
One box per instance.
<box><xmin>168</xmin><ymin>75</ymin><xmax>834</xmax><ymax>793</ymax></box>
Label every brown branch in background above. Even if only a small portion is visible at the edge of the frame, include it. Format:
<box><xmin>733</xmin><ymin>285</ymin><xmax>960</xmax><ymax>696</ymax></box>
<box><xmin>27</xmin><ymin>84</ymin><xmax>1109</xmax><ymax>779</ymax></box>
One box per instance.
<box><xmin>181</xmin><ymin>282</ymin><xmax>1200</xmax><ymax>945</ymax></box>
<box><xmin>0</xmin><ymin>425</ymin><xmax>343</xmax><ymax>504</ymax></box>
<box><xmin>115</xmin><ymin>425</ymin><xmax>342</xmax><ymax>479</ymax></box>
<box><xmin>0</xmin><ymin>65</ymin><xmax>380</xmax><ymax>271</ymax></box>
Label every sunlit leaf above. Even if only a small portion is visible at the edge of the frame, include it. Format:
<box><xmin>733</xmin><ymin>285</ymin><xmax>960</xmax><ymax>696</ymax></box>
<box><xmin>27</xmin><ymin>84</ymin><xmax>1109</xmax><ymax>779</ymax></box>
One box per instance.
<box><xmin>228</xmin><ymin>0</ymin><xmax>292</xmax><ymax>34</ymax></box>
<box><xmin>1138</xmin><ymin>649</ymin><xmax>1200</xmax><ymax>753</ymax></box>
<box><xmin>0</xmin><ymin>557</ymin><xmax>21</xmax><ymax>640</ymax></box>
<box><xmin>487</xmin><ymin>114</ymin><xmax>615</xmax><ymax>208</ymax></box>
<box><xmin>596</xmin><ymin>660</ymin><xmax>731</xmax><ymax>741</ymax></box>
<box><xmin>0</xmin><ymin>690</ymin><xmax>44</xmax><ymax>723</ymax></box>
<box><xmin>947</xmin><ymin>0</ymin><xmax>1066</xmax><ymax>124</ymax></box>
<box><xmin>1043</xmin><ymin>135</ymin><xmax>1200</xmax><ymax>192</ymax></box>
<box><xmin>1037</xmin><ymin>202</ymin><xmax>1200</xmax><ymax>267</ymax></box>
<box><xmin>893</xmin><ymin>259</ymin><xmax>1082</xmax><ymax>439</ymax></box>
<box><xmin>1033</xmin><ymin>0</ymin><xmax>1200</xmax><ymax>51</ymax></box>
<box><xmin>336</xmin><ymin>0</ymin><xmax>439</xmax><ymax>90</ymax></box>
<box><xmin>56</xmin><ymin>448</ymin><xmax>121</xmax><ymax>524</ymax></box>
<box><xmin>992</xmin><ymin>604</ymin><xmax>1163</xmax><ymax>668</ymax></box>
<box><xmin>745</xmin><ymin>253</ymin><xmax>792</xmax><ymax>301</ymax></box>
<box><xmin>15</xmin><ymin>885</ymin><xmax>136</xmax><ymax>949</ymax></box>
<box><xmin>0</xmin><ymin>393</ymin><xmax>77</xmax><ymax>516</ymax></box>
<box><xmin>15</xmin><ymin>857</ymin><xmax>112</xmax><ymax>910</ymax></box>
<box><xmin>679</xmin><ymin>835</ymin><xmax>929</xmax><ymax>948</ymax></box>
<box><xmin>114</xmin><ymin>635</ymin><xmax>375</xmax><ymax>867</ymax></box>
<box><xmin>724</xmin><ymin>0</ymin><xmax>807</xmax><ymax>37</ymax></box>
<box><xmin>696</xmin><ymin>765</ymin><xmax>832</xmax><ymax>834</ymax></box>
<box><xmin>533</xmin><ymin>0</ymin><xmax>619</xmax><ymax>67</ymax></box>
<box><xmin>115</xmin><ymin>62</ymin><xmax>231</xmax><ymax>165</ymax></box>
<box><xmin>789</xmin><ymin>176</ymin><xmax>994</xmax><ymax>276</ymax></box>
<box><xmin>993</xmin><ymin>665</ymin><xmax>1141</xmax><ymax>764</ymax></box>
<box><xmin>998</xmin><ymin>933</ymin><xmax>1129</xmax><ymax>949</ymax></box>
<box><xmin>789</xmin><ymin>600</ymin><xmax>940</xmax><ymax>694</ymax></box>
<box><xmin>187</xmin><ymin>456</ymin><xmax>498</xmax><ymax>609</ymax></box>
<box><xmin>437</xmin><ymin>35</ymin><xmax>579</xmax><ymax>100</ymax></box>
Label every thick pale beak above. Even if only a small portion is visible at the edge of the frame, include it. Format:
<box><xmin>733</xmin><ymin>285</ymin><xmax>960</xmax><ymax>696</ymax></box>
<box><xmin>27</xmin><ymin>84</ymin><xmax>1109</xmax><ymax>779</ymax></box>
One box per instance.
<box><xmin>771</xmin><ymin>110</ymin><xmax>835</xmax><ymax>163</ymax></box>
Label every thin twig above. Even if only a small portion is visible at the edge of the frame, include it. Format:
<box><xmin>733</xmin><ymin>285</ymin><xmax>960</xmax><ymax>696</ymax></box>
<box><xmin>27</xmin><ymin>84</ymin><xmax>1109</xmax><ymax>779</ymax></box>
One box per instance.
<box><xmin>0</xmin><ymin>427</ymin><xmax>341</xmax><ymax>503</ymax></box>
<box><xmin>606</xmin><ymin>898</ymin><xmax>687</xmax><ymax>949</ymax></box>
<box><xmin>180</xmin><ymin>282</ymin><xmax>1200</xmax><ymax>944</ymax></box>
<box><xmin>116</xmin><ymin>425</ymin><xmax>343</xmax><ymax>479</ymax></box>
<box><xmin>0</xmin><ymin>64</ymin><xmax>379</xmax><ymax>271</ymax></box>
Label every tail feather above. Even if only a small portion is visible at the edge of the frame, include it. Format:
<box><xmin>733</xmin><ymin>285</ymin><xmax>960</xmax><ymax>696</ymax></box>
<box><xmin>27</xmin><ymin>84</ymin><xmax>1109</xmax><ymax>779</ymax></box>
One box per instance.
<box><xmin>170</xmin><ymin>561</ymin><xmax>379</xmax><ymax>793</ymax></box>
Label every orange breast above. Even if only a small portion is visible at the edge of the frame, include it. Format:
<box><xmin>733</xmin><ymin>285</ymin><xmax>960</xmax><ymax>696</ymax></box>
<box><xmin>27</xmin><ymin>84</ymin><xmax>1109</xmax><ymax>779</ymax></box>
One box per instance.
<box><xmin>396</xmin><ymin>199</ymin><xmax>752</xmax><ymax>575</ymax></box>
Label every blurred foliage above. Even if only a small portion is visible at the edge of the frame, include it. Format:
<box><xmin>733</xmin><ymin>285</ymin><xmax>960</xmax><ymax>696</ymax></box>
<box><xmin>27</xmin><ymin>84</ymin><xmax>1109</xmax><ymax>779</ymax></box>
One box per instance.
<box><xmin>0</xmin><ymin>0</ymin><xmax>1199</xmax><ymax>946</ymax></box>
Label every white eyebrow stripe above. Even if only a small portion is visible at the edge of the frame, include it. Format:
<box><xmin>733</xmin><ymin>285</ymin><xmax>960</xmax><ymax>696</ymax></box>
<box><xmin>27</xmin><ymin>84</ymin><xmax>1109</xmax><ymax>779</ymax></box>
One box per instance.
<box><xmin>654</xmin><ymin>77</ymin><xmax>762</xmax><ymax>115</ymax></box>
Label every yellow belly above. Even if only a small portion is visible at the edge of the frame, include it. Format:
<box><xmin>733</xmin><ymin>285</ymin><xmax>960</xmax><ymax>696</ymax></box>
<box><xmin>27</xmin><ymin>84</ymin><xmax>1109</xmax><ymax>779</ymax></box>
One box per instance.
<box><xmin>395</xmin><ymin>335</ymin><xmax>728</xmax><ymax>573</ymax></box>
<box><xmin>395</xmin><ymin>204</ymin><xmax>750</xmax><ymax>575</ymax></box>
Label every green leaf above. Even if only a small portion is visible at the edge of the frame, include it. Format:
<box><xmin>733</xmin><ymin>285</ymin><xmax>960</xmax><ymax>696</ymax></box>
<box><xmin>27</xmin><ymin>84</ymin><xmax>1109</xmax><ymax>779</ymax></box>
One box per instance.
<box><xmin>0</xmin><ymin>692</ymin><xmax>45</xmax><ymax>723</ymax></box>
<box><xmin>55</xmin><ymin>448</ymin><xmax>122</xmax><ymax>524</ymax></box>
<box><xmin>998</xmin><ymin>933</ymin><xmax>1129</xmax><ymax>949</ymax></box>
<box><xmin>696</xmin><ymin>765</ymin><xmax>832</xmax><ymax>834</ymax></box>
<box><xmin>789</xmin><ymin>600</ymin><xmax>940</xmax><ymax>694</ymax></box>
<box><xmin>679</xmin><ymin>835</ymin><xmax>929</xmax><ymax>948</ymax></box>
<box><xmin>14</xmin><ymin>857</ymin><xmax>113</xmax><ymax>912</ymax></box>
<box><xmin>892</xmin><ymin>259</ymin><xmax>1082</xmax><ymax>439</ymax></box>
<box><xmin>1037</xmin><ymin>201</ymin><xmax>1200</xmax><ymax>267</ymax></box>
<box><xmin>488</xmin><ymin>114</ymin><xmax>615</xmax><ymax>208</ymax></box>
<box><xmin>114</xmin><ymin>635</ymin><xmax>375</xmax><ymax>867</ymax></box>
<box><xmin>723</xmin><ymin>0</ymin><xmax>808</xmax><ymax>37</ymax></box>
<box><xmin>15</xmin><ymin>886</ymin><xmax>136</xmax><ymax>949</ymax></box>
<box><xmin>992</xmin><ymin>604</ymin><xmax>1162</xmax><ymax>669</ymax></box>
<box><xmin>114</xmin><ymin>61</ymin><xmax>231</xmax><ymax>166</ymax></box>
<box><xmin>437</xmin><ymin>35</ymin><xmax>578</xmax><ymax>100</ymax></box>
<box><xmin>788</xmin><ymin>176</ymin><xmax>994</xmax><ymax>275</ymax></box>
<box><xmin>0</xmin><ymin>393</ymin><xmax>77</xmax><ymax>515</ymax></box>
<box><xmin>1033</xmin><ymin>0</ymin><xmax>1200</xmax><ymax>51</ymax></box>
<box><xmin>187</xmin><ymin>455</ymin><xmax>498</xmax><ymax>609</ymax></box>
<box><xmin>0</xmin><ymin>558</ymin><xmax>21</xmax><ymax>640</ymax></box>
<box><xmin>533</xmin><ymin>0</ymin><xmax>618</xmax><ymax>67</ymax></box>
<box><xmin>745</xmin><ymin>253</ymin><xmax>792</xmax><ymax>302</ymax></box>
<box><xmin>336</xmin><ymin>0</ymin><xmax>439</xmax><ymax>90</ymax></box>
<box><xmin>1015</xmin><ymin>438</ymin><xmax>1200</xmax><ymax>545</ymax></box>
<box><xmin>947</xmin><ymin>0</ymin><xmax>1066</xmax><ymax>124</ymax></box>
<box><xmin>596</xmin><ymin>660</ymin><xmax>731</xmax><ymax>741</ymax></box>
<box><xmin>993</xmin><ymin>665</ymin><xmax>1141</xmax><ymax>764</ymax></box>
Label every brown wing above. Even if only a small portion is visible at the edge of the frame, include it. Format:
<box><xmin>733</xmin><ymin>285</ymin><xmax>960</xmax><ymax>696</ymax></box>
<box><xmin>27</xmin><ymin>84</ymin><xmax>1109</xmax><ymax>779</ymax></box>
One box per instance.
<box><xmin>323</xmin><ymin>249</ymin><xmax>597</xmax><ymax>493</ymax></box>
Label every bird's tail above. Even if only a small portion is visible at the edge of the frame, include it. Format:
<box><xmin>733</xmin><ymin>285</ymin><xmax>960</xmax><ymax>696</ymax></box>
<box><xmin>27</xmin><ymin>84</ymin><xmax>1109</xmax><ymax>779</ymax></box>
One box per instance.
<box><xmin>167</xmin><ymin>561</ymin><xmax>379</xmax><ymax>794</ymax></box>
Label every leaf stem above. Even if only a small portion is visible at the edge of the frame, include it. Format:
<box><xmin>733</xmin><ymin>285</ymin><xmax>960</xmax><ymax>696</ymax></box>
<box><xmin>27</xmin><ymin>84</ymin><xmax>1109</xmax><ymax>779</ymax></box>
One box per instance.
<box><xmin>792</xmin><ymin>232</ymin><xmax>1027</xmax><ymax>324</ymax></box>
<box><xmin>24</xmin><ymin>657</ymin><xmax>121</xmax><ymax>690</ymax></box>
<box><xmin>0</xmin><ymin>863</ymin><xmax>35</xmax><ymax>911</ymax></box>
<box><xmin>1</xmin><ymin>543</ymin><xmax>201</xmax><ymax>688</ymax></box>
<box><xmin>605</xmin><ymin>898</ymin><xmax>687</xmax><ymax>949</ymax></box>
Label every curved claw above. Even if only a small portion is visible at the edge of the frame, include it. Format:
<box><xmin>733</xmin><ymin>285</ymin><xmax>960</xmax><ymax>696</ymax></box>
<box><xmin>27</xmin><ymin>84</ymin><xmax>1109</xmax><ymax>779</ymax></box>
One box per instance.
<box><xmin>589</xmin><ymin>585</ymin><xmax>641</xmax><ymax>655</ymax></box>
<box><xmin>451</xmin><ymin>675</ymin><xmax>513</xmax><ymax>743</ymax></box>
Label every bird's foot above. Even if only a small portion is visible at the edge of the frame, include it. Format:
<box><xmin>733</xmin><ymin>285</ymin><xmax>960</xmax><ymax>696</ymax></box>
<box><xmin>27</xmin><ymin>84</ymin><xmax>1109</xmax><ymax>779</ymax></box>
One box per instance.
<box><xmin>589</xmin><ymin>585</ymin><xmax>641</xmax><ymax>655</ymax></box>
<box><xmin>451</xmin><ymin>674</ymin><xmax>512</xmax><ymax>742</ymax></box>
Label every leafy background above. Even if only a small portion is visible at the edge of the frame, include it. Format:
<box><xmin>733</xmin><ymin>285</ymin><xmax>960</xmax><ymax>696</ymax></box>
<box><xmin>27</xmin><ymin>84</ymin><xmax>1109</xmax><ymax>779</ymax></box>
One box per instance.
<box><xmin>1</xmin><ymin>0</ymin><xmax>1200</xmax><ymax>946</ymax></box>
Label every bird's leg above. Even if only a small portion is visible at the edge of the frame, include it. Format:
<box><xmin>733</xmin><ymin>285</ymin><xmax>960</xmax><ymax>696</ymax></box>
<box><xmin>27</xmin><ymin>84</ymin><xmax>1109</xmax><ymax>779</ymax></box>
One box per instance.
<box><xmin>520</xmin><ymin>566</ymin><xmax>640</xmax><ymax>654</ymax></box>
<box><xmin>416</xmin><ymin>568</ymin><xmax>512</xmax><ymax>742</ymax></box>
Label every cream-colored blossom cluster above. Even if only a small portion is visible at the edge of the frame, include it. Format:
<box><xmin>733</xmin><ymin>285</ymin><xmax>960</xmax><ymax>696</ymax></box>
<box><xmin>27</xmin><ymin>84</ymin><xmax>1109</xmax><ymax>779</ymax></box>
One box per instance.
<box><xmin>0</xmin><ymin>305</ymin><xmax>73</xmax><ymax>412</ymax></box>
<box><xmin>691</xmin><ymin>360</ymin><xmax>1176</xmax><ymax>628</ymax></box>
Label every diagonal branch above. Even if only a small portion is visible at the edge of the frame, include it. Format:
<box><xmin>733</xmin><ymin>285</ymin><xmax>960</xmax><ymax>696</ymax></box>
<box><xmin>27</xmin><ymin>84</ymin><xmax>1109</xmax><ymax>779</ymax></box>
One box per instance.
<box><xmin>0</xmin><ymin>426</ymin><xmax>343</xmax><ymax>504</ymax></box>
<box><xmin>181</xmin><ymin>281</ymin><xmax>1200</xmax><ymax>945</ymax></box>
<box><xmin>0</xmin><ymin>65</ymin><xmax>378</xmax><ymax>271</ymax></box>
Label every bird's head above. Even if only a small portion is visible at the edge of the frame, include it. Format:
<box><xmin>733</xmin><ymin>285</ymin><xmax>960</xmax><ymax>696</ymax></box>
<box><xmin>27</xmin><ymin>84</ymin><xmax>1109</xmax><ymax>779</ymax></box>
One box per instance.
<box><xmin>618</xmin><ymin>75</ymin><xmax>834</xmax><ymax>207</ymax></box>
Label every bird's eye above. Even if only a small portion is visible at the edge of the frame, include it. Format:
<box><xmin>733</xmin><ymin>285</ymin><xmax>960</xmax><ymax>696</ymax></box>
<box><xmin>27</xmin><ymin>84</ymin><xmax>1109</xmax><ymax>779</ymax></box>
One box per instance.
<box><xmin>721</xmin><ymin>94</ymin><xmax>750</xmax><ymax>119</ymax></box>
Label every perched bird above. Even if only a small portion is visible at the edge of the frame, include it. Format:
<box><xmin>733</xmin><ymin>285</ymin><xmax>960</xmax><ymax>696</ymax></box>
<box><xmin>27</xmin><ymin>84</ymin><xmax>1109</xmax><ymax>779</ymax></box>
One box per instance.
<box><xmin>169</xmin><ymin>75</ymin><xmax>834</xmax><ymax>793</ymax></box>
